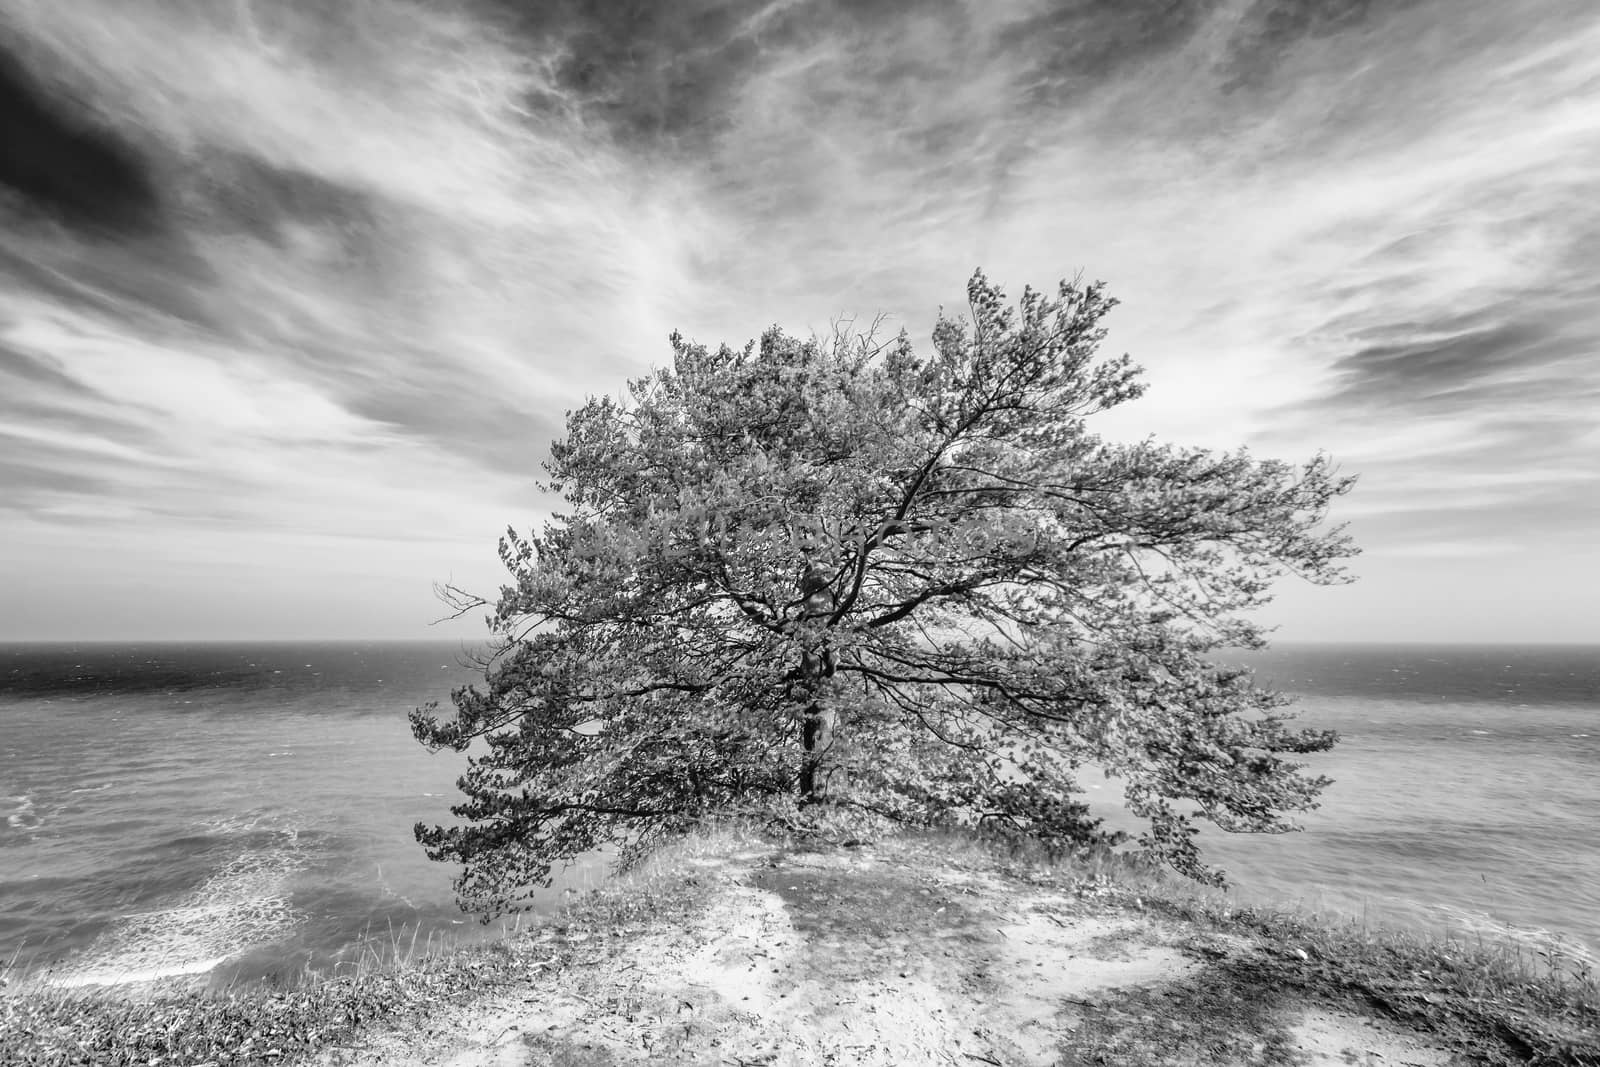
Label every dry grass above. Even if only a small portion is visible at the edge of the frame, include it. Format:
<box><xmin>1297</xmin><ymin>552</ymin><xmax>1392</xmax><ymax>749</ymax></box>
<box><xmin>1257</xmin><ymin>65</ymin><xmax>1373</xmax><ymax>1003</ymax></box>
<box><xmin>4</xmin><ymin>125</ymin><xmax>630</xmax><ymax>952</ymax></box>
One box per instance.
<box><xmin>941</xmin><ymin>827</ymin><xmax>1600</xmax><ymax>1065</ymax></box>
<box><xmin>6</xmin><ymin>820</ymin><xmax>1598</xmax><ymax>1066</ymax></box>
<box><xmin>0</xmin><ymin>825</ymin><xmax>750</xmax><ymax>1067</ymax></box>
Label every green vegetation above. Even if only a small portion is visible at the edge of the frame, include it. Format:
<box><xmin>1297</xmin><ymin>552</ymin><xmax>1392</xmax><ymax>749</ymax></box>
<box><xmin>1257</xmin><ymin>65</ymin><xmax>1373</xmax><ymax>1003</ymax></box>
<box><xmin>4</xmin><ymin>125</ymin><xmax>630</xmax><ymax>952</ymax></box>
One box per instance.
<box><xmin>413</xmin><ymin>270</ymin><xmax>1357</xmax><ymax>919</ymax></box>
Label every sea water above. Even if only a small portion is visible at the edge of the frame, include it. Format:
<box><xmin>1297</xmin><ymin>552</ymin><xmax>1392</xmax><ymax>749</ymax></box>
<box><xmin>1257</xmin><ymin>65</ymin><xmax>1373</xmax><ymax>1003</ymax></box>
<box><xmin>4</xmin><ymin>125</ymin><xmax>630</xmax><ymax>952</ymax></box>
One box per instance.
<box><xmin>1090</xmin><ymin>643</ymin><xmax>1600</xmax><ymax>963</ymax></box>
<box><xmin>2</xmin><ymin>641</ymin><xmax>1596</xmax><ymax>988</ymax></box>
<box><xmin>0</xmin><ymin>641</ymin><xmax>601</xmax><ymax>989</ymax></box>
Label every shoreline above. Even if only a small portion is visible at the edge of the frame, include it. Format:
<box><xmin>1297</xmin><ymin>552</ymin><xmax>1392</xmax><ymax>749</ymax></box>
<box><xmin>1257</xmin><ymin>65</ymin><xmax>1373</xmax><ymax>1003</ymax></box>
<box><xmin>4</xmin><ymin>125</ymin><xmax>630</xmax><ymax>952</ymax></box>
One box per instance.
<box><xmin>5</xmin><ymin>827</ymin><xmax>1598</xmax><ymax>1065</ymax></box>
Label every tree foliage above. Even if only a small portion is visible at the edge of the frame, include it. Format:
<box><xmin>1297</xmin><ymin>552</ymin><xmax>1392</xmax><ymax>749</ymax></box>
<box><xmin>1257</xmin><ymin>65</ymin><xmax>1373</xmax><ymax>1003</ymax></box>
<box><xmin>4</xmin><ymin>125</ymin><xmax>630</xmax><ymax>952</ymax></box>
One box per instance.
<box><xmin>412</xmin><ymin>271</ymin><xmax>1357</xmax><ymax>917</ymax></box>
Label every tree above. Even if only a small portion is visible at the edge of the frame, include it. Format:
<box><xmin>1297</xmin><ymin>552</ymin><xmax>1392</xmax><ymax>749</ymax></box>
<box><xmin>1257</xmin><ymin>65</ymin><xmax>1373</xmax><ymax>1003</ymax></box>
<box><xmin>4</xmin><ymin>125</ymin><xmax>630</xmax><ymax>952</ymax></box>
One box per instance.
<box><xmin>412</xmin><ymin>271</ymin><xmax>1357</xmax><ymax>917</ymax></box>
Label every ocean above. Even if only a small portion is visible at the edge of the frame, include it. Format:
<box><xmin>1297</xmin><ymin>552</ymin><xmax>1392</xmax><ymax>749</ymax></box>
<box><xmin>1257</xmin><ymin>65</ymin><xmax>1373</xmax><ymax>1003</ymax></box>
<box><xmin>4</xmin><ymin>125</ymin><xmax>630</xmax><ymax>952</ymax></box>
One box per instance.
<box><xmin>1</xmin><ymin>641</ymin><xmax>1596</xmax><ymax>989</ymax></box>
<box><xmin>1165</xmin><ymin>643</ymin><xmax>1600</xmax><ymax>959</ymax></box>
<box><xmin>0</xmin><ymin>641</ymin><xmax>579</xmax><ymax>989</ymax></box>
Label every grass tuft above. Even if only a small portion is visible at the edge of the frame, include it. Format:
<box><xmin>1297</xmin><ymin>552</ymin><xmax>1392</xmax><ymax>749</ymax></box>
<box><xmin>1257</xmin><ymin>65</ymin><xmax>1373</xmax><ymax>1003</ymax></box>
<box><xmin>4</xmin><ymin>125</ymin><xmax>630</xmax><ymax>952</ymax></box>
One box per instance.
<box><xmin>6</xmin><ymin>824</ymin><xmax>1598</xmax><ymax>1066</ymax></box>
<box><xmin>0</xmin><ymin>831</ymin><xmax>727</xmax><ymax>1067</ymax></box>
<box><xmin>966</xmin><ymin>831</ymin><xmax>1600</xmax><ymax>1066</ymax></box>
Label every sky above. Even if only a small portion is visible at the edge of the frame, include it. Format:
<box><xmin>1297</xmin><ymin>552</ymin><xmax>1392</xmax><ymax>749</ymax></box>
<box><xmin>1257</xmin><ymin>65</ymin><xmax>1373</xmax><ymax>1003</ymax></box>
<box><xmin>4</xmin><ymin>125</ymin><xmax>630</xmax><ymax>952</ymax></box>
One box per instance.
<box><xmin>0</xmin><ymin>0</ymin><xmax>1596</xmax><ymax>643</ymax></box>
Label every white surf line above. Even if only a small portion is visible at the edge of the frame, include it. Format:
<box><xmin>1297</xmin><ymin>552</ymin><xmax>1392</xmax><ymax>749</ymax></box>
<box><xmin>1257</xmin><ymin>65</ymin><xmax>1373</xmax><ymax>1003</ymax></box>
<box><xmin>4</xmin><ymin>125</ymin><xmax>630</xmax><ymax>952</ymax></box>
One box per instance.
<box><xmin>48</xmin><ymin>828</ymin><xmax>311</xmax><ymax>988</ymax></box>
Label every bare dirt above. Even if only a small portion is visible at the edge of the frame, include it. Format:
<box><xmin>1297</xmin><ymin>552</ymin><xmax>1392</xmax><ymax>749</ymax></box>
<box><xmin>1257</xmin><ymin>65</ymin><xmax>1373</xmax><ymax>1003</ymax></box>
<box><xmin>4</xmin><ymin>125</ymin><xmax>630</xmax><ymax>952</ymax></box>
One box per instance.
<box><xmin>312</xmin><ymin>841</ymin><xmax>1464</xmax><ymax>1066</ymax></box>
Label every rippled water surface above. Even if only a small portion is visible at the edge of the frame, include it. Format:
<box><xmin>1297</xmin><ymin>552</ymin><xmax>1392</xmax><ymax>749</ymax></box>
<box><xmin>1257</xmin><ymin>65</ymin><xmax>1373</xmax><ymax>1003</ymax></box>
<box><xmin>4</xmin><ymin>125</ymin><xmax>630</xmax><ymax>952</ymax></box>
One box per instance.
<box><xmin>2</xmin><ymin>641</ymin><xmax>1597</xmax><ymax>986</ymax></box>
<box><xmin>1093</xmin><ymin>644</ymin><xmax>1600</xmax><ymax>959</ymax></box>
<box><xmin>0</xmin><ymin>641</ymin><xmax>599</xmax><ymax>988</ymax></box>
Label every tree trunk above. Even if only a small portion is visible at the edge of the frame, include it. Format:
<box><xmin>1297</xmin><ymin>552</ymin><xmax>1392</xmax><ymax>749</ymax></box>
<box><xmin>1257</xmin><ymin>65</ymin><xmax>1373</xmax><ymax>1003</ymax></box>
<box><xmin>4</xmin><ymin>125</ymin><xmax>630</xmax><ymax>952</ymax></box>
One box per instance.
<box><xmin>798</xmin><ymin>666</ymin><xmax>836</xmax><ymax>803</ymax></box>
<box><xmin>797</xmin><ymin>568</ymin><xmax>837</xmax><ymax>805</ymax></box>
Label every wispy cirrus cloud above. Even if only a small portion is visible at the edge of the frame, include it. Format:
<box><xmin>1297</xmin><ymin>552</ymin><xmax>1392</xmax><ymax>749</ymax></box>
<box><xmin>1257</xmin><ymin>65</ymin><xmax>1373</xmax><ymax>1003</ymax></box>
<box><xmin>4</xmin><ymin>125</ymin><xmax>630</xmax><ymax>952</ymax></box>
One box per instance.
<box><xmin>0</xmin><ymin>0</ymin><xmax>1596</xmax><ymax>639</ymax></box>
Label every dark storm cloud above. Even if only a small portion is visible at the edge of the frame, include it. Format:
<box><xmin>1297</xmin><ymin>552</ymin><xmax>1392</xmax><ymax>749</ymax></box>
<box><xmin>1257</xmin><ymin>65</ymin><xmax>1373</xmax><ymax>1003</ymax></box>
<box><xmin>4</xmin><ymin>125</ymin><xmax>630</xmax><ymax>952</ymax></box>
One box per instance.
<box><xmin>0</xmin><ymin>42</ymin><xmax>163</xmax><ymax>235</ymax></box>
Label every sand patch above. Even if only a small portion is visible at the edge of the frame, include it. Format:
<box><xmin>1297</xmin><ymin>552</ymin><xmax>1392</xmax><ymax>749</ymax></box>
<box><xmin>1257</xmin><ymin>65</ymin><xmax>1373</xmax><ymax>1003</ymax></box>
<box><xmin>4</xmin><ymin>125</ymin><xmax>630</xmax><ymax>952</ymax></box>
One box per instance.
<box><xmin>990</xmin><ymin>907</ymin><xmax>1194</xmax><ymax>1063</ymax></box>
<box><xmin>678</xmin><ymin>881</ymin><xmax>798</xmax><ymax>1013</ymax></box>
<box><xmin>313</xmin><ymin>845</ymin><xmax>1472</xmax><ymax>1067</ymax></box>
<box><xmin>1288</xmin><ymin>1006</ymin><xmax>1455</xmax><ymax>1066</ymax></box>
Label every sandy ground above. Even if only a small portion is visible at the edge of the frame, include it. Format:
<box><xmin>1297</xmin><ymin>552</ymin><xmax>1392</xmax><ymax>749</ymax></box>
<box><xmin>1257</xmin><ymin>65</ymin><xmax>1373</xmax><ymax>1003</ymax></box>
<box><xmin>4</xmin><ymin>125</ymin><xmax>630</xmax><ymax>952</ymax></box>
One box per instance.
<box><xmin>312</xmin><ymin>845</ymin><xmax>1460</xmax><ymax>1066</ymax></box>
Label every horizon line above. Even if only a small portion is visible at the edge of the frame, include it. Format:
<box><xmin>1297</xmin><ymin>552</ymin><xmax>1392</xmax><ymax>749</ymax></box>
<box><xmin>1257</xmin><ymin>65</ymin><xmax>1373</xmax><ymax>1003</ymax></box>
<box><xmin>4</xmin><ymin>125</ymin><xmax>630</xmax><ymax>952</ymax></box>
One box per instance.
<box><xmin>1</xmin><ymin>636</ymin><xmax>1595</xmax><ymax>648</ymax></box>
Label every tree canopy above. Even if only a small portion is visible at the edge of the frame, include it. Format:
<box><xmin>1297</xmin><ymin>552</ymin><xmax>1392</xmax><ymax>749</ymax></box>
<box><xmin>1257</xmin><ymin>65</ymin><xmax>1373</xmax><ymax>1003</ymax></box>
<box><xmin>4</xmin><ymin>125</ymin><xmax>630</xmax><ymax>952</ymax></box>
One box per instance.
<box><xmin>412</xmin><ymin>271</ymin><xmax>1357</xmax><ymax>917</ymax></box>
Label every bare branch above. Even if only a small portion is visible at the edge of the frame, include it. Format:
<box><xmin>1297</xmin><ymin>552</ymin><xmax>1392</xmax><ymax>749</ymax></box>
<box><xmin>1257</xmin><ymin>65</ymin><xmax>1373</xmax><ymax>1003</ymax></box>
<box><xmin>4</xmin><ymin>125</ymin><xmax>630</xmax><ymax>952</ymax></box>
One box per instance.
<box><xmin>431</xmin><ymin>581</ymin><xmax>490</xmax><ymax>625</ymax></box>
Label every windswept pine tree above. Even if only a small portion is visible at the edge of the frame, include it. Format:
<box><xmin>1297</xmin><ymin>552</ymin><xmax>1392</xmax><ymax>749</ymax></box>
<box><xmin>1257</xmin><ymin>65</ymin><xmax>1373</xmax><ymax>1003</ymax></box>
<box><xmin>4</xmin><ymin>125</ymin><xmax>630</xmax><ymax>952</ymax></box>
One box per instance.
<box><xmin>413</xmin><ymin>271</ymin><xmax>1357</xmax><ymax>917</ymax></box>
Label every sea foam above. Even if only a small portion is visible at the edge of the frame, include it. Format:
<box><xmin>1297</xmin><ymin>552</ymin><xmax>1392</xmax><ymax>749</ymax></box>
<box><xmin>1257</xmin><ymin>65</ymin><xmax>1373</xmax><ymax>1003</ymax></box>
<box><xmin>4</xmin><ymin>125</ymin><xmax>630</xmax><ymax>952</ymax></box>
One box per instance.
<box><xmin>3</xmin><ymin>794</ymin><xmax>41</xmax><ymax>832</ymax></box>
<box><xmin>47</xmin><ymin>824</ymin><xmax>307</xmax><ymax>989</ymax></box>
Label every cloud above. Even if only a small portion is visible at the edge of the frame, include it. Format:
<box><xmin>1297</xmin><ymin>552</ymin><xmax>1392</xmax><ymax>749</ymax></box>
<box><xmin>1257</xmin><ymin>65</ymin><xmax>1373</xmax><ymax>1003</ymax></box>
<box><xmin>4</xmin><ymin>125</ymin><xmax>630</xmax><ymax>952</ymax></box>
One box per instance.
<box><xmin>0</xmin><ymin>0</ymin><xmax>709</xmax><ymax>476</ymax></box>
<box><xmin>0</xmin><ymin>45</ymin><xmax>163</xmax><ymax>235</ymax></box>
<box><xmin>0</xmin><ymin>0</ymin><xmax>1597</xmax><ymax>637</ymax></box>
